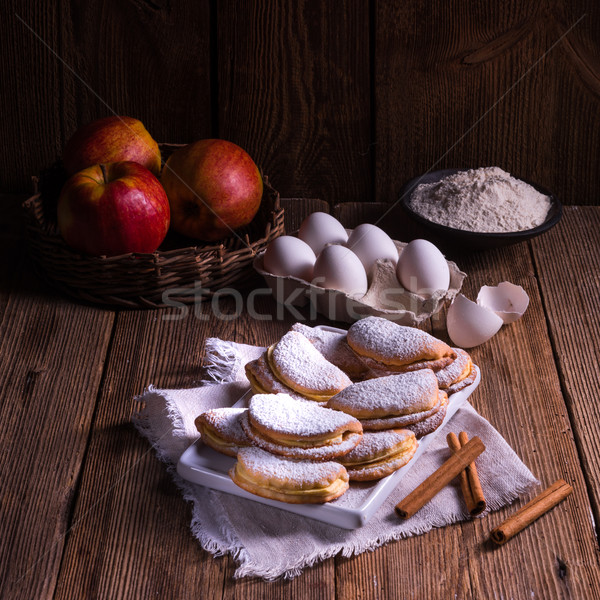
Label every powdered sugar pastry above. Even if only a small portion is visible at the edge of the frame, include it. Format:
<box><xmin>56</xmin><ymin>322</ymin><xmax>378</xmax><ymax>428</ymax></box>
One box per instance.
<box><xmin>270</xmin><ymin>331</ymin><xmax>352</xmax><ymax>394</ymax></box>
<box><xmin>249</xmin><ymin>393</ymin><xmax>360</xmax><ymax>437</ymax></box>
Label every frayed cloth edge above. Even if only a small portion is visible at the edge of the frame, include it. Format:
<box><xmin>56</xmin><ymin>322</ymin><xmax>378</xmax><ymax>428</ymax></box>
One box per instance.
<box><xmin>202</xmin><ymin>338</ymin><xmax>242</xmax><ymax>384</ymax></box>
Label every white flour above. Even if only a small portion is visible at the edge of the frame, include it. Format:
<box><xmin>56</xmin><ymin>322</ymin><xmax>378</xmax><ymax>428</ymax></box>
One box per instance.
<box><xmin>408</xmin><ymin>167</ymin><xmax>552</xmax><ymax>233</ymax></box>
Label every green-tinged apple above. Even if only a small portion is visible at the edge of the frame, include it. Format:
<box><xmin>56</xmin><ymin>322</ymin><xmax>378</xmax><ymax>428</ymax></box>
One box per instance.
<box><xmin>57</xmin><ymin>161</ymin><xmax>170</xmax><ymax>256</ymax></box>
<box><xmin>161</xmin><ymin>139</ymin><xmax>263</xmax><ymax>241</ymax></box>
<box><xmin>63</xmin><ymin>116</ymin><xmax>162</xmax><ymax>176</ymax></box>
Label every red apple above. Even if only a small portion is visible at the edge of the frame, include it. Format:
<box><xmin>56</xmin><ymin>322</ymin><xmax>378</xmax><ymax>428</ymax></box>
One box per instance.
<box><xmin>63</xmin><ymin>116</ymin><xmax>162</xmax><ymax>176</ymax></box>
<box><xmin>57</xmin><ymin>161</ymin><xmax>170</xmax><ymax>256</ymax></box>
<box><xmin>161</xmin><ymin>139</ymin><xmax>263</xmax><ymax>241</ymax></box>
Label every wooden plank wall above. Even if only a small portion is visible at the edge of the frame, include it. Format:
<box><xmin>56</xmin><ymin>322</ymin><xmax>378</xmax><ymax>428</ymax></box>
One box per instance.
<box><xmin>2</xmin><ymin>1</ymin><xmax>599</xmax><ymax>205</ymax></box>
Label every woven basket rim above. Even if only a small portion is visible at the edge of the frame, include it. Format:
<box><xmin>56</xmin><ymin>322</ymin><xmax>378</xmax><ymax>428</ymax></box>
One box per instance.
<box><xmin>23</xmin><ymin>176</ymin><xmax>281</xmax><ymax>260</ymax></box>
<box><xmin>22</xmin><ymin>161</ymin><xmax>285</xmax><ymax>308</ymax></box>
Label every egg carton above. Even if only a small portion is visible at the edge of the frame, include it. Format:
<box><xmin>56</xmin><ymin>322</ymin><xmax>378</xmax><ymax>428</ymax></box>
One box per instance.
<box><xmin>253</xmin><ymin>238</ymin><xmax>466</xmax><ymax>324</ymax></box>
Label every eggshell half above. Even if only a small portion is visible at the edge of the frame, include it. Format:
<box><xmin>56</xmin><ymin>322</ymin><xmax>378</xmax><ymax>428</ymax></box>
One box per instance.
<box><xmin>446</xmin><ymin>293</ymin><xmax>503</xmax><ymax>348</ymax></box>
<box><xmin>477</xmin><ymin>282</ymin><xmax>529</xmax><ymax>324</ymax></box>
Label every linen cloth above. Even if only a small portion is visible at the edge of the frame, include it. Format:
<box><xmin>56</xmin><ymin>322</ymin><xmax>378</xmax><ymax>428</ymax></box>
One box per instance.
<box><xmin>133</xmin><ymin>338</ymin><xmax>538</xmax><ymax>580</ymax></box>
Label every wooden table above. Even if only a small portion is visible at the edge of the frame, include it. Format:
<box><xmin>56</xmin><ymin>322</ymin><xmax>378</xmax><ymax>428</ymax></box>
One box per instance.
<box><xmin>2</xmin><ymin>197</ymin><xmax>600</xmax><ymax>599</ymax></box>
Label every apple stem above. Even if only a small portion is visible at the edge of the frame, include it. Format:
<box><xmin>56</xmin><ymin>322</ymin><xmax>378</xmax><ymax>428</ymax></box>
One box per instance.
<box><xmin>100</xmin><ymin>163</ymin><xmax>109</xmax><ymax>184</ymax></box>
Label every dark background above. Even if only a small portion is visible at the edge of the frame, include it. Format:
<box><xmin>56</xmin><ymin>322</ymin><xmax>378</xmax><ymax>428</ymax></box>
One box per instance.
<box><xmin>2</xmin><ymin>1</ymin><xmax>599</xmax><ymax>205</ymax></box>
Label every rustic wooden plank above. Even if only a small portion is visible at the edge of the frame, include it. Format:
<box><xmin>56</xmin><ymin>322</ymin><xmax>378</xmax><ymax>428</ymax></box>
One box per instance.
<box><xmin>332</xmin><ymin>203</ymin><xmax>600</xmax><ymax>598</ymax></box>
<box><xmin>0</xmin><ymin>194</ymin><xmax>27</xmax><ymax>320</ymax></box>
<box><xmin>438</xmin><ymin>241</ymin><xmax>600</xmax><ymax>599</ymax></box>
<box><xmin>0</xmin><ymin>254</ymin><xmax>115</xmax><ymax>598</ymax></box>
<box><xmin>52</xmin><ymin>308</ymin><xmax>229</xmax><ymax>600</ymax></box>
<box><xmin>532</xmin><ymin>207</ymin><xmax>600</xmax><ymax>524</ymax></box>
<box><xmin>333</xmin><ymin>202</ymin><xmax>388</xmax><ymax>229</ymax></box>
<box><xmin>281</xmin><ymin>198</ymin><xmax>330</xmax><ymax>232</ymax></box>
<box><xmin>5</xmin><ymin>1</ymin><xmax>600</xmax><ymax>204</ymax></box>
<box><xmin>52</xmin><ymin>201</ymin><xmax>337</xmax><ymax>599</ymax></box>
<box><xmin>2</xmin><ymin>6</ymin><xmax>64</xmax><ymax>191</ymax></box>
<box><xmin>216</xmin><ymin>0</ymin><xmax>371</xmax><ymax>203</ymax></box>
<box><xmin>336</xmin><ymin>526</ymin><xmax>473</xmax><ymax>598</ymax></box>
<box><xmin>2</xmin><ymin>1</ymin><xmax>212</xmax><ymax>192</ymax></box>
<box><xmin>334</xmin><ymin>201</ymin><xmax>437</xmax><ymax>250</ymax></box>
<box><xmin>58</xmin><ymin>0</ymin><xmax>212</xmax><ymax>148</ymax></box>
<box><xmin>373</xmin><ymin>1</ymin><xmax>600</xmax><ymax>205</ymax></box>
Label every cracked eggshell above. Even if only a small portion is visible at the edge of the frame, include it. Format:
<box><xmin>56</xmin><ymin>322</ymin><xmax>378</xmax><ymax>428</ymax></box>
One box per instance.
<box><xmin>447</xmin><ymin>293</ymin><xmax>503</xmax><ymax>348</ymax></box>
<box><xmin>477</xmin><ymin>282</ymin><xmax>529</xmax><ymax>324</ymax></box>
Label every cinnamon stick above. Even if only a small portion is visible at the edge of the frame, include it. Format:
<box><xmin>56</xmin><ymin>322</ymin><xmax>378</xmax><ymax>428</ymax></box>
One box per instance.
<box><xmin>458</xmin><ymin>431</ymin><xmax>486</xmax><ymax>513</ymax></box>
<box><xmin>490</xmin><ymin>479</ymin><xmax>573</xmax><ymax>545</ymax></box>
<box><xmin>395</xmin><ymin>436</ymin><xmax>485</xmax><ymax>519</ymax></box>
<box><xmin>456</xmin><ymin>431</ymin><xmax>486</xmax><ymax>515</ymax></box>
<box><xmin>446</xmin><ymin>432</ymin><xmax>486</xmax><ymax>515</ymax></box>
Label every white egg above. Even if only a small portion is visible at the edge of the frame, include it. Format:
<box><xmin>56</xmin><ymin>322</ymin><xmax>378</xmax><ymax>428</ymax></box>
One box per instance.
<box><xmin>346</xmin><ymin>223</ymin><xmax>399</xmax><ymax>276</ymax></box>
<box><xmin>263</xmin><ymin>236</ymin><xmax>316</xmax><ymax>281</ymax></box>
<box><xmin>477</xmin><ymin>282</ymin><xmax>529</xmax><ymax>324</ymax></box>
<box><xmin>446</xmin><ymin>293</ymin><xmax>504</xmax><ymax>348</ymax></box>
<box><xmin>298</xmin><ymin>212</ymin><xmax>348</xmax><ymax>255</ymax></box>
<box><xmin>397</xmin><ymin>239</ymin><xmax>450</xmax><ymax>295</ymax></box>
<box><xmin>312</xmin><ymin>245</ymin><xmax>368</xmax><ymax>298</ymax></box>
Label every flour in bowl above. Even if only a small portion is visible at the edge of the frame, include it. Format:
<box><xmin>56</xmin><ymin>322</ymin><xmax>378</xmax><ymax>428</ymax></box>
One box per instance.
<box><xmin>408</xmin><ymin>167</ymin><xmax>552</xmax><ymax>233</ymax></box>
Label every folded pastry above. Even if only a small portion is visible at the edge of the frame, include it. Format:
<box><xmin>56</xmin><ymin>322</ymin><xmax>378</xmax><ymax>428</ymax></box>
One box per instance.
<box><xmin>267</xmin><ymin>330</ymin><xmax>352</xmax><ymax>401</ymax></box>
<box><xmin>241</xmin><ymin>393</ymin><xmax>363</xmax><ymax>460</ymax></box>
<box><xmin>338</xmin><ymin>429</ymin><xmax>417</xmax><ymax>481</ymax></box>
<box><xmin>195</xmin><ymin>407</ymin><xmax>252</xmax><ymax>457</ymax></box>
<box><xmin>290</xmin><ymin>322</ymin><xmax>369</xmax><ymax>380</ymax></box>
<box><xmin>435</xmin><ymin>348</ymin><xmax>477</xmax><ymax>394</ymax></box>
<box><xmin>327</xmin><ymin>369</ymin><xmax>440</xmax><ymax>419</ymax></box>
<box><xmin>357</xmin><ymin>389</ymin><xmax>445</xmax><ymax>430</ymax></box>
<box><xmin>230</xmin><ymin>446</ymin><xmax>349</xmax><ymax>504</ymax></box>
<box><xmin>245</xmin><ymin>353</ymin><xmax>315</xmax><ymax>403</ymax></box>
<box><xmin>347</xmin><ymin>316</ymin><xmax>456</xmax><ymax>373</ymax></box>
<box><xmin>327</xmin><ymin>370</ymin><xmax>447</xmax><ymax>436</ymax></box>
<box><xmin>404</xmin><ymin>391</ymin><xmax>448</xmax><ymax>438</ymax></box>
<box><xmin>352</xmin><ymin>391</ymin><xmax>448</xmax><ymax>437</ymax></box>
<box><xmin>446</xmin><ymin>370</ymin><xmax>477</xmax><ymax>395</ymax></box>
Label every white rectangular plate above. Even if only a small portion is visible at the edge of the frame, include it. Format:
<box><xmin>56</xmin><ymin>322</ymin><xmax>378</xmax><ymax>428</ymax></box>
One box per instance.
<box><xmin>177</xmin><ymin>326</ymin><xmax>480</xmax><ymax>529</ymax></box>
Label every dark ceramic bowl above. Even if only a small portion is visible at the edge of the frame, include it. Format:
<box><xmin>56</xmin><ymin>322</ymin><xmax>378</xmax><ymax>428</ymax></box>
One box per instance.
<box><xmin>398</xmin><ymin>169</ymin><xmax>562</xmax><ymax>250</ymax></box>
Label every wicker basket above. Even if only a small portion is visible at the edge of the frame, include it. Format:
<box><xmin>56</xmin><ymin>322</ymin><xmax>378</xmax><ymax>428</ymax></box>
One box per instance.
<box><xmin>22</xmin><ymin>146</ymin><xmax>285</xmax><ymax>308</ymax></box>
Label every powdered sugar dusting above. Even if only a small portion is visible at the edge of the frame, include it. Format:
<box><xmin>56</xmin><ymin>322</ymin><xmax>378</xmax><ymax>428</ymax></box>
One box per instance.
<box><xmin>446</xmin><ymin>365</ymin><xmax>477</xmax><ymax>394</ymax></box>
<box><xmin>405</xmin><ymin>393</ymin><xmax>448</xmax><ymax>438</ymax></box>
<box><xmin>435</xmin><ymin>348</ymin><xmax>471</xmax><ymax>388</ymax></box>
<box><xmin>200</xmin><ymin>407</ymin><xmax>248</xmax><ymax>442</ymax></box>
<box><xmin>348</xmin><ymin>317</ymin><xmax>451</xmax><ymax>364</ymax></box>
<box><xmin>236</xmin><ymin>446</ymin><xmax>347</xmax><ymax>487</ymax></box>
<box><xmin>327</xmin><ymin>370</ymin><xmax>438</xmax><ymax>417</ymax></box>
<box><xmin>271</xmin><ymin>331</ymin><xmax>352</xmax><ymax>393</ymax></box>
<box><xmin>358</xmin><ymin>396</ymin><xmax>441</xmax><ymax>429</ymax></box>
<box><xmin>249</xmin><ymin>393</ymin><xmax>360</xmax><ymax>437</ymax></box>
<box><xmin>242</xmin><ymin>414</ymin><xmax>362</xmax><ymax>459</ymax></box>
<box><xmin>290</xmin><ymin>323</ymin><xmax>368</xmax><ymax>378</ymax></box>
<box><xmin>341</xmin><ymin>429</ymin><xmax>414</xmax><ymax>462</ymax></box>
<box><xmin>246</xmin><ymin>354</ymin><xmax>312</xmax><ymax>402</ymax></box>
